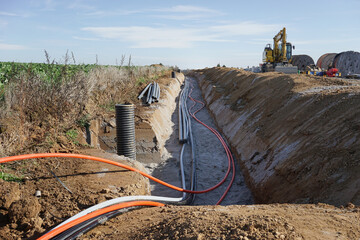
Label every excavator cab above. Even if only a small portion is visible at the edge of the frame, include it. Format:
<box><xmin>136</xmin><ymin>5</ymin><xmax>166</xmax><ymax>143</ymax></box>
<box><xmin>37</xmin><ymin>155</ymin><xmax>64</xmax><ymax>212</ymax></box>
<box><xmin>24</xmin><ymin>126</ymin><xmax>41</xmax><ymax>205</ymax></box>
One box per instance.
<box><xmin>286</xmin><ymin>43</ymin><xmax>293</xmax><ymax>62</ymax></box>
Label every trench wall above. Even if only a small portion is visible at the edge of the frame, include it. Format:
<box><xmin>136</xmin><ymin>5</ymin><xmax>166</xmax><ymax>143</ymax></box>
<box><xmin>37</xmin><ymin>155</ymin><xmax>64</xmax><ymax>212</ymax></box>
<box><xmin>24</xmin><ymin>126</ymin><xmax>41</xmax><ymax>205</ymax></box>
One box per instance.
<box><xmin>135</xmin><ymin>73</ymin><xmax>184</xmax><ymax>163</ymax></box>
<box><xmin>193</xmin><ymin>68</ymin><xmax>360</xmax><ymax>206</ymax></box>
<box><xmin>87</xmin><ymin>73</ymin><xmax>184</xmax><ymax>165</ymax></box>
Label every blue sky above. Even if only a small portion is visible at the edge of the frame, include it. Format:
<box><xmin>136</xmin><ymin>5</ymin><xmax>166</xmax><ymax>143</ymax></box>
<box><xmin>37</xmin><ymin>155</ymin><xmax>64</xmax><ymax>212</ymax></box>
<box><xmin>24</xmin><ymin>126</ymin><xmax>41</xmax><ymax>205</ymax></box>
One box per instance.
<box><xmin>1</xmin><ymin>0</ymin><xmax>360</xmax><ymax>69</ymax></box>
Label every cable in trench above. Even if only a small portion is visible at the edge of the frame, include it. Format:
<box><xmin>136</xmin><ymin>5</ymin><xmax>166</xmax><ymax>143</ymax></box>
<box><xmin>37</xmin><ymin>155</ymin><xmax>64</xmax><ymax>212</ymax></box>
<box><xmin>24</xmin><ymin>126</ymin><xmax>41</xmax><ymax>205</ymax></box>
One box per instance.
<box><xmin>48</xmin><ymin>77</ymin><xmax>235</xmax><ymax>237</ymax></box>
<box><xmin>0</xmin><ymin>77</ymin><xmax>236</xmax><ymax>238</ymax></box>
<box><xmin>186</xmin><ymin>77</ymin><xmax>236</xmax><ymax>205</ymax></box>
<box><xmin>36</xmin><ymin>201</ymin><xmax>165</xmax><ymax>240</ymax></box>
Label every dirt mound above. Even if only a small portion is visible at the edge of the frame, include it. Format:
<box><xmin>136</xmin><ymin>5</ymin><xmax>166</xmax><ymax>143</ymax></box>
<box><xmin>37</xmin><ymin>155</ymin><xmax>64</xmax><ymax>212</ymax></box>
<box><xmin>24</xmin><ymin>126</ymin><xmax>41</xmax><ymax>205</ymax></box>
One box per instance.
<box><xmin>8</xmin><ymin>198</ymin><xmax>44</xmax><ymax>237</ymax></box>
<box><xmin>192</xmin><ymin>67</ymin><xmax>360</xmax><ymax>206</ymax></box>
<box><xmin>0</xmin><ymin>179</ymin><xmax>20</xmax><ymax>209</ymax></box>
<box><xmin>82</xmin><ymin>204</ymin><xmax>360</xmax><ymax>240</ymax></box>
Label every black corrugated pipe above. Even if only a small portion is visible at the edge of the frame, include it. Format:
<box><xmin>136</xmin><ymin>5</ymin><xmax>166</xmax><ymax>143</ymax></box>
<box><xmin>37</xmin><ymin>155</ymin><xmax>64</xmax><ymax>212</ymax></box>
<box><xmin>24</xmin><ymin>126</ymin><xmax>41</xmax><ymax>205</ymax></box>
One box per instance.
<box><xmin>115</xmin><ymin>104</ymin><xmax>136</xmax><ymax>160</ymax></box>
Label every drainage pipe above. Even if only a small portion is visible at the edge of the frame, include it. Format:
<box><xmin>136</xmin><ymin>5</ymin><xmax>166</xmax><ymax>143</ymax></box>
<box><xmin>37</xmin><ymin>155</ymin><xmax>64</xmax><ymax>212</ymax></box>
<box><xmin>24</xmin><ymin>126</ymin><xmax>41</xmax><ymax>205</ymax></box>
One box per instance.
<box><xmin>115</xmin><ymin>104</ymin><xmax>136</xmax><ymax>160</ymax></box>
<box><xmin>137</xmin><ymin>83</ymin><xmax>152</xmax><ymax>100</ymax></box>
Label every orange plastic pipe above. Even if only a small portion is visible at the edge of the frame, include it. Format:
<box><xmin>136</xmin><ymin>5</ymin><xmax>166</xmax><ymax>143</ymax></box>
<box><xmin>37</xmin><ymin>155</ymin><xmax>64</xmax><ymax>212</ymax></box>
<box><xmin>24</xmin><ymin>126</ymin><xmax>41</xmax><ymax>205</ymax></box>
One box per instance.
<box><xmin>0</xmin><ymin>153</ymin><xmax>225</xmax><ymax>194</ymax></box>
<box><xmin>37</xmin><ymin>201</ymin><xmax>165</xmax><ymax>240</ymax></box>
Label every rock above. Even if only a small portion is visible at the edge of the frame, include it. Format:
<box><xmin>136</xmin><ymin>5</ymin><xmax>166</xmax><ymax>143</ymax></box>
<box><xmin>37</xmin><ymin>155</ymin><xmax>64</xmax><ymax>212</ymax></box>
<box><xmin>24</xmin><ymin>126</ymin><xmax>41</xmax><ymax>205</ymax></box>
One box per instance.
<box><xmin>0</xmin><ymin>179</ymin><xmax>21</xmax><ymax>209</ymax></box>
<box><xmin>196</xmin><ymin>233</ymin><xmax>205</xmax><ymax>239</ymax></box>
<box><xmin>346</xmin><ymin>202</ymin><xmax>355</xmax><ymax>209</ymax></box>
<box><xmin>35</xmin><ymin>190</ymin><xmax>41</xmax><ymax>197</ymax></box>
<box><xmin>108</xmin><ymin>119</ymin><xmax>116</xmax><ymax>128</ymax></box>
<box><xmin>100</xmin><ymin>188</ymin><xmax>110</xmax><ymax>194</ymax></box>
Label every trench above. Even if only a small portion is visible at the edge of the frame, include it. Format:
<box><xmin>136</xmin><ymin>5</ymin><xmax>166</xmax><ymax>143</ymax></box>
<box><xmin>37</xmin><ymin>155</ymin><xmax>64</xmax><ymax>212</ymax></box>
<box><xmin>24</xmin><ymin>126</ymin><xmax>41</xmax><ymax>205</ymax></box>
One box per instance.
<box><xmin>96</xmin><ymin>74</ymin><xmax>253</xmax><ymax>205</ymax></box>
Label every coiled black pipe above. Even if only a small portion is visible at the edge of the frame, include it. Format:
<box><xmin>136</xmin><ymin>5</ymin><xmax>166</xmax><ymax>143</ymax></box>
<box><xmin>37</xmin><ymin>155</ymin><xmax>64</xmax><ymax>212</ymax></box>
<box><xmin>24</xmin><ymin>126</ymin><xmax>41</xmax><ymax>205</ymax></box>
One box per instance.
<box><xmin>115</xmin><ymin>104</ymin><xmax>136</xmax><ymax>160</ymax></box>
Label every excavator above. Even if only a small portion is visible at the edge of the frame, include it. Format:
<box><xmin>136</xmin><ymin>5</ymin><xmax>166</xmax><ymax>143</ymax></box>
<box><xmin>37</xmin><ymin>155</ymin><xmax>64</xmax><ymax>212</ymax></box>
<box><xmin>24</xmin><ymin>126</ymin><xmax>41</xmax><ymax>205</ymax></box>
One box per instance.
<box><xmin>261</xmin><ymin>27</ymin><xmax>298</xmax><ymax>74</ymax></box>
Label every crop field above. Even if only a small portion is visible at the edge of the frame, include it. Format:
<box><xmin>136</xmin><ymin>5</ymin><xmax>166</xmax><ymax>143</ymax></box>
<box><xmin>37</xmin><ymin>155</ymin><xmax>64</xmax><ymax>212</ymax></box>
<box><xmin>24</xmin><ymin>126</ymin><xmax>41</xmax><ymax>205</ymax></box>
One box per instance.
<box><xmin>0</xmin><ymin>62</ymin><xmax>95</xmax><ymax>83</ymax></box>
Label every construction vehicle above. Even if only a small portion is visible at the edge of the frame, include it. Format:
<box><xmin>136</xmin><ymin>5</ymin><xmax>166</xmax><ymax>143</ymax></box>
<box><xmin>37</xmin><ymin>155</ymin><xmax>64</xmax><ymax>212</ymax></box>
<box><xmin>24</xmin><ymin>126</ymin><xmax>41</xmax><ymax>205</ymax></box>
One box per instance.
<box><xmin>261</xmin><ymin>27</ymin><xmax>298</xmax><ymax>74</ymax></box>
<box><xmin>303</xmin><ymin>64</ymin><xmax>341</xmax><ymax>77</ymax></box>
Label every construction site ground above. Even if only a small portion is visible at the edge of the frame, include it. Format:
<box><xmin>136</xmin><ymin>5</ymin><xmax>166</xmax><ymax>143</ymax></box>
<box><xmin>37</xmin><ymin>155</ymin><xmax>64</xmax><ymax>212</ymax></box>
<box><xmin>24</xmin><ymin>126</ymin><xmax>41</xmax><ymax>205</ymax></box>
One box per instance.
<box><xmin>0</xmin><ymin>69</ymin><xmax>359</xmax><ymax>239</ymax></box>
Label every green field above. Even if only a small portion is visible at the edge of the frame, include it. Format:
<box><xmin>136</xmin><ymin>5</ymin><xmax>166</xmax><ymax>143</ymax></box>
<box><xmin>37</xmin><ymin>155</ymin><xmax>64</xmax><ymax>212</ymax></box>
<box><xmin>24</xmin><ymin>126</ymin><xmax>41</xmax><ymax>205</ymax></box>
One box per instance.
<box><xmin>0</xmin><ymin>62</ymin><xmax>97</xmax><ymax>84</ymax></box>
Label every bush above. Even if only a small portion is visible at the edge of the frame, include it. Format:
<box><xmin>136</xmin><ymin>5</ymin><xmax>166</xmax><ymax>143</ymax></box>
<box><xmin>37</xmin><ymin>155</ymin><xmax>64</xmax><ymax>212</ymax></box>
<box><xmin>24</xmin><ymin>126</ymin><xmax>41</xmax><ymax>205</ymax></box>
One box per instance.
<box><xmin>0</xmin><ymin>57</ymin><xmax>169</xmax><ymax>156</ymax></box>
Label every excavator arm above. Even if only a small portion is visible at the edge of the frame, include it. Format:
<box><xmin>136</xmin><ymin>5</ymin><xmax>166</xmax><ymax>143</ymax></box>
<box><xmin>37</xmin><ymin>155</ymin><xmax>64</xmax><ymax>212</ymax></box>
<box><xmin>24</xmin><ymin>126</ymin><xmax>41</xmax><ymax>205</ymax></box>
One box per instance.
<box><xmin>273</xmin><ymin>27</ymin><xmax>287</xmax><ymax>63</ymax></box>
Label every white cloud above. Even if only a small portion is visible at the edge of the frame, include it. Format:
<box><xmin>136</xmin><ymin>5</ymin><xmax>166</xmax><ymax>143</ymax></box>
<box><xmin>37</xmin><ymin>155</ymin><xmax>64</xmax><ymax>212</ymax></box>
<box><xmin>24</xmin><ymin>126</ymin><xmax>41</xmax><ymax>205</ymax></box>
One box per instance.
<box><xmin>0</xmin><ymin>11</ymin><xmax>19</xmax><ymax>17</ymax></box>
<box><xmin>73</xmin><ymin>36</ymin><xmax>100</xmax><ymax>41</ymax></box>
<box><xmin>0</xmin><ymin>20</ymin><xmax>8</xmax><ymax>27</ymax></box>
<box><xmin>158</xmin><ymin>5</ymin><xmax>221</xmax><ymax>14</ymax></box>
<box><xmin>82</xmin><ymin>22</ymin><xmax>281</xmax><ymax>48</ymax></box>
<box><xmin>83</xmin><ymin>10</ymin><xmax>142</xmax><ymax>17</ymax></box>
<box><xmin>82</xmin><ymin>26</ymin><xmax>207</xmax><ymax>48</ymax></box>
<box><xmin>68</xmin><ymin>0</ymin><xmax>95</xmax><ymax>10</ymax></box>
<box><xmin>210</xmin><ymin>22</ymin><xmax>280</xmax><ymax>36</ymax></box>
<box><xmin>154</xmin><ymin>13</ymin><xmax>215</xmax><ymax>21</ymax></box>
<box><xmin>82</xmin><ymin>5</ymin><xmax>220</xmax><ymax>20</ymax></box>
<box><xmin>0</xmin><ymin>43</ymin><xmax>26</xmax><ymax>50</ymax></box>
<box><xmin>152</xmin><ymin>5</ymin><xmax>223</xmax><ymax>21</ymax></box>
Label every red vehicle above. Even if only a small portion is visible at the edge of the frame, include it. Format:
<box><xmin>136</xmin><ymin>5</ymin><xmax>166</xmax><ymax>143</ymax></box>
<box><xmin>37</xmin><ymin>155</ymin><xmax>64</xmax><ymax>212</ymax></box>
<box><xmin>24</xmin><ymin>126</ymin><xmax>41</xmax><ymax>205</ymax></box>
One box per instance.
<box><xmin>326</xmin><ymin>68</ymin><xmax>339</xmax><ymax>77</ymax></box>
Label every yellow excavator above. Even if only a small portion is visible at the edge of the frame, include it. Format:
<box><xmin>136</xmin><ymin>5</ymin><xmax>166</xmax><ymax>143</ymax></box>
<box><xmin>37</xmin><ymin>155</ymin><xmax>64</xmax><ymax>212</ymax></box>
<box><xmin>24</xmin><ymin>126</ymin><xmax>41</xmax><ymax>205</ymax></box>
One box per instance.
<box><xmin>261</xmin><ymin>27</ymin><xmax>298</xmax><ymax>74</ymax></box>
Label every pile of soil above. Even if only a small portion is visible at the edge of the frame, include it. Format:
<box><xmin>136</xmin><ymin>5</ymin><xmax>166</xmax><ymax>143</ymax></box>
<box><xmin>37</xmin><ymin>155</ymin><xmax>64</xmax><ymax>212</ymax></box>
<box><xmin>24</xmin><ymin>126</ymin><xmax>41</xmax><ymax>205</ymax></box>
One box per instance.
<box><xmin>82</xmin><ymin>203</ymin><xmax>360</xmax><ymax>239</ymax></box>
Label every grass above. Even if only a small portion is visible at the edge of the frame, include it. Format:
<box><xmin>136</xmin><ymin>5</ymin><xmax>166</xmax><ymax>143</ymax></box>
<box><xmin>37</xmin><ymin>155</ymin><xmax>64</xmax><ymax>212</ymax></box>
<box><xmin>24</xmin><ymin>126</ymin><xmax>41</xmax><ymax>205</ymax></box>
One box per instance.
<box><xmin>77</xmin><ymin>114</ymin><xmax>90</xmax><ymax>128</ymax></box>
<box><xmin>66</xmin><ymin>129</ymin><xmax>79</xmax><ymax>145</ymax></box>
<box><xmin>0</xmin><ymin>166</ymin><xmax>23</xmax><ymax>182</ymax></box>
<box><xmin>136</xmin><ymin>77</ymin><xmax>147</xmax><ymax>86</ymax></box>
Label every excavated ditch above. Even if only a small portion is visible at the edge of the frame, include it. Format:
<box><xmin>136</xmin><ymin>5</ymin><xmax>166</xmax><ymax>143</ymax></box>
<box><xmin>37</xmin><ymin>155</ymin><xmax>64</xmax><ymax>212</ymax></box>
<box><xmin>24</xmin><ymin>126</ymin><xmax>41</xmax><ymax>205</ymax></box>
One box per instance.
<box><xmin>97</xmin><ymin>73</ymin><xmax>253</xmax><ymax>205</ymax></box>
<box><xmin>191</xmin><ymin>67</ymin><xmax>360</xmax><ymax>206</ymax></box>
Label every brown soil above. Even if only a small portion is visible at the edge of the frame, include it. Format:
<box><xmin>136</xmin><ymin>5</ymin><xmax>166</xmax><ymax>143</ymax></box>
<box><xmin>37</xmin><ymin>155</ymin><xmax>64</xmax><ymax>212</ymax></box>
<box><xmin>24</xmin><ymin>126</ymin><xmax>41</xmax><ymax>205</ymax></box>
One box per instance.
<box><xmin>0</xmin><ymin>149</ymin><xmax>149</xmax><ymax>239</ymax></box>
<box><xmin>0</xmin><ymin>71</ymin><xmax>360</xmax><ymax>239</ymax></box>
<box><xmin>82</xmin><ymin>203</ymin><xmax>360</xmax><ymax>240</ymax></box>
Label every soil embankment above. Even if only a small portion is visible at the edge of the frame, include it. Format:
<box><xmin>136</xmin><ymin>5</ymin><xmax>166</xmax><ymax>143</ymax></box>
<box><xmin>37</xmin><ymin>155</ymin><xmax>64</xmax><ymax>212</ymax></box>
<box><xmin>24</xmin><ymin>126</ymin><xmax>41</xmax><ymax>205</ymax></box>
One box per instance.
<box><xmin>87</xmin><ymin>203</ymin><xmax>360</xmax><ymax>240</ymax></box>
<box><xmin>192</xmin><ymin>67</ymin><xmax>360</xmax><ymax>206</ymax></box>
